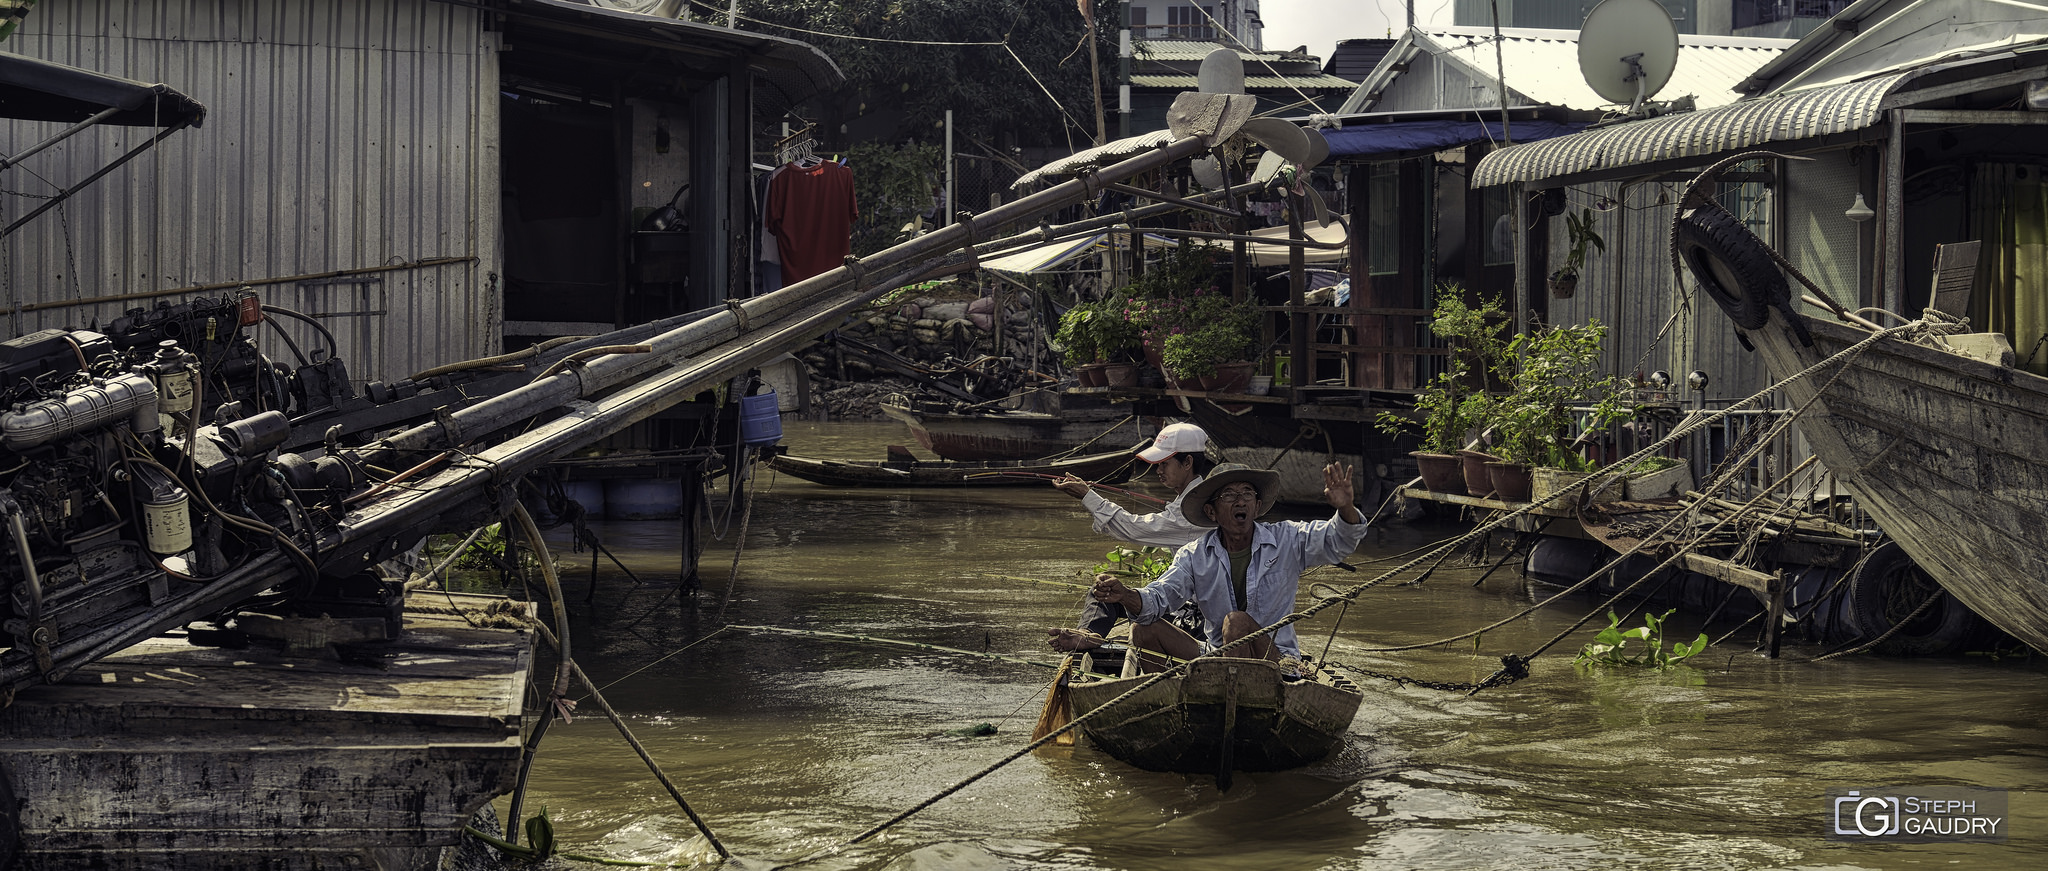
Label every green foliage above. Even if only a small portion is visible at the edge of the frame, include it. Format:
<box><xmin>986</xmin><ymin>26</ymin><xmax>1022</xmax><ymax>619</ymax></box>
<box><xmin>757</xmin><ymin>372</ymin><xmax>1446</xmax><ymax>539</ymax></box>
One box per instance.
<box><xmin>1093</xmin><ymin>545</ymin><xmax>1171</xmax><ymax>585</ymax></box>
<box><xmin>1054</xmin><ymin>295</ymin><xmax>1143</xmax><ymax>365</ymax></box>
<box><xmin>1160</xmin><ymin>319</ymin><xmax>1254</xmax><ymax>379</ymax></box>
<box><xmin>846</xmin><ymin>141</ymin><xmax>943</xmax><ymax>256</ymax></box>
<box><xmin>1377</xmin><ymin>286</ymin><xmax>1509</xmax><ymax>453</ymax></box>
<box><xmin>738</xmin><ymin>0</ymin><xmax>1106</xmax><ymax>149</ymax></box>
<box><xmin>454</xmin><ymin>523</ymin><xmax>507</xmax><ymax>570</ymax></box>
<box><xmin>1054</xmin><ymin>303</ymin><xmax>1100</xmax><ymax>366</ymax></box>
<box><xmin>1575</xmin><ymin>609</ymin><xmax>1708</xmax><ymax>670</ymax></box>
<box><xmin>1489</xmin><ymin>320</ymin><xmax>1633</xmax><ymax>469</ymax></box>
<box><xmin>1551</xmin><ymin>207</ymin><xmax>1608</xmax><ymax>282</ymax></box>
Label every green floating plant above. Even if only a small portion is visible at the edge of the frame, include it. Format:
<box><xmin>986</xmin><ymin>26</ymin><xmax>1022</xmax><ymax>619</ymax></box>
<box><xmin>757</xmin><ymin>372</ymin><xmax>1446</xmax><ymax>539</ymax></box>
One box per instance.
<box><xmin>1092</xmin><ymin>545</ymin><xmax>1172</xmax><ymax>585</ymax></box>
<box><xmin>1575</xmin><ymin>609</ymin><xmax>1708</xmax><ymax>670</ymax></box>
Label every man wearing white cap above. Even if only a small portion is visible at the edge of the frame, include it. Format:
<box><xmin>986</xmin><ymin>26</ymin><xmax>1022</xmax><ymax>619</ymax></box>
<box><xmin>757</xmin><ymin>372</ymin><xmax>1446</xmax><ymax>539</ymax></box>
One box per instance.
<box><xmin>1050</xmin><ymin>422</ymin><xmax>1213</xmax><ymax>545</ymax></box>
<box><xmin>1046</xmin><ymin>422</ymin><xmax>1213</xmax><ymax>652</ymax></box>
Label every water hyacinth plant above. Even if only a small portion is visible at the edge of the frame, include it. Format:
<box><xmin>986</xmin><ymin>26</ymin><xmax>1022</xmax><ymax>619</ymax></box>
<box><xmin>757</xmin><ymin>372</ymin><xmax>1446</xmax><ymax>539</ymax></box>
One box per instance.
<box><xmin>1574</xmin><ymin>609</ymin><xmax>1709</xmax><ymax>670</ymax></box>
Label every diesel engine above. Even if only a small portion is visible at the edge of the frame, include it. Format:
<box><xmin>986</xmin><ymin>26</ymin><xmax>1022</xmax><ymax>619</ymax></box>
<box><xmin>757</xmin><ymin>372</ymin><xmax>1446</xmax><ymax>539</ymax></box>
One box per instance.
<box><xmin>0</xmin><ymin>292</ymin><xmax>359</xmax><ymax>683</ymax></box>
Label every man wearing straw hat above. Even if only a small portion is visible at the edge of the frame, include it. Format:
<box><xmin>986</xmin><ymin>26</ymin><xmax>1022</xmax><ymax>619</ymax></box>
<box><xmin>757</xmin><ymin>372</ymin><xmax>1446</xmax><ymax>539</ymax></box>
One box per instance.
<box><xmin>1046</xmin><ymin>422</ymin><xmax>1213</xmax><ymax>652</ymax></box>
<box><xmin>1087</xmin><ymin>460</ymin><xmax>1364</xmax><ymax>672</ymax></box>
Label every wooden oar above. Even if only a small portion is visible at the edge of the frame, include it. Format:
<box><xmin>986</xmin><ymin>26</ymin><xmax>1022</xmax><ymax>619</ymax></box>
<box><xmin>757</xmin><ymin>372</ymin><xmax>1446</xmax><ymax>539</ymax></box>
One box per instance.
<box><xmin>1030</xmin><ymin>654</ymin><xmax>1079</xmax><ymax>746</ymax></box>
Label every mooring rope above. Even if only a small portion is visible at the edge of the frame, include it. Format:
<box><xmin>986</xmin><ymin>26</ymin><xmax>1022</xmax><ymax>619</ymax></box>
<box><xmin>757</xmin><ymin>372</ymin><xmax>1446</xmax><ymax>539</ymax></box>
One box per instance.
<box><xmin>1267</xmin><ymin>314</ymin><xmax>1939</xmax><ymax>690</ymax></box>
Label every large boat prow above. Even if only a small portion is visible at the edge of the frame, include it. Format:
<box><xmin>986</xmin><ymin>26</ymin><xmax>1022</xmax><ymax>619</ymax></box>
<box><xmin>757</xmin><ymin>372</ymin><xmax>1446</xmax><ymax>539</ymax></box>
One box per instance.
<box><xmin>1677</xmin><ymin>203</ymin><xmax>2048</xmax><ymax>652</ymax></box>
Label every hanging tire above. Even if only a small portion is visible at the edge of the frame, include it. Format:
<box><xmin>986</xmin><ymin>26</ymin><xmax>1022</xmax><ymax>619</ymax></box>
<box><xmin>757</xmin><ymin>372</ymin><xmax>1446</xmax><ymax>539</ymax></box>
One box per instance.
<box><xmin>1674</xmin><ymin>207</ymin><xmax>1788</xmax><ymax>331</ymax></box>
<box><xmin>1843</xmin><ymin>542</ymin><xmax>1994</xmax><ymax>656</ymax></box>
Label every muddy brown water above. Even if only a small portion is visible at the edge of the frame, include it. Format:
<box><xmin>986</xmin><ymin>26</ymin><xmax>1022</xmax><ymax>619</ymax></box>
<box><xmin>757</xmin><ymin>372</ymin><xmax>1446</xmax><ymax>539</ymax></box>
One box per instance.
<box><xmin>497</xmin><ymin>420</ymin><xmax>2048</xmax><ymax>870</ymax></box>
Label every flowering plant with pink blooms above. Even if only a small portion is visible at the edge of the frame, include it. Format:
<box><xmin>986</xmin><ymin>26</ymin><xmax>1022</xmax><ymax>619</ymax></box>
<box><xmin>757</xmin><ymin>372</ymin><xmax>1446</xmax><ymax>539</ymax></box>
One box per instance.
<box><xmin>1114</xmin><ymin>243</ymin><xmax>1256</xmax><ymax>375</ymax></box>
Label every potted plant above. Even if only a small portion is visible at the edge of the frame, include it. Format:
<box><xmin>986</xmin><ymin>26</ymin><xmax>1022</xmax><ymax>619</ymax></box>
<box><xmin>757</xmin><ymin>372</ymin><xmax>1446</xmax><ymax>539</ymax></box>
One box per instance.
<box><xmin>1379</xmin><ymin>286</ymin><xmax>1510</xmax><ymax>493</ymax></box>
<box><xmin>1377</xmin><ymin>368</ymin><xmax>1478</xmax><ymax>494</ymax></box>
<box><xmin>1054</xmin><ymin>300</ymin><xmax>1105</xmax><ymax>386</ymax></box>
<box><xmin>1159</xmin><ymin>293</ymin><xmax>1259</xmax><ymax>390</ymax></box>
<box><xmin>1486</xmin><ymin>319</ymin><xmax>1633</xmax><ymax>502</ymax></box>
<box><xmin>1547</xmin><ymin>207</ymin><xmax>1606</xmax><ymax>299</ymax></box>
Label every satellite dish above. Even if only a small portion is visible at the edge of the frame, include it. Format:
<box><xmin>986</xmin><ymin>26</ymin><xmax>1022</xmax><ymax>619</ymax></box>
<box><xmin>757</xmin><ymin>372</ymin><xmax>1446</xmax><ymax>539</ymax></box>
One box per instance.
<box><xmin>1577</xmin><ymin>0</ymin><xmax>1679</xmax><ymax>112</ymax></box>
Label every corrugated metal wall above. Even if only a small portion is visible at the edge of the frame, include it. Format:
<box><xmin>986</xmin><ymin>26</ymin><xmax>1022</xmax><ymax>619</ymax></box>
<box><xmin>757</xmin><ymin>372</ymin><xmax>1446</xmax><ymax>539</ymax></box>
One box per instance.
<box><xmin>1782</xmin><ymin>153</ymin><xmax>1864</xmax><ymax>314</ymax></box>
<box><xmin>1</xmin><ymin>0</ymin><xmax>499</xmax><ymax>385</ymax></box>
<box><xmin>1541</xmin><ymin>178</ymin><xmax>1776</xmax><ymax>405</ymax></box>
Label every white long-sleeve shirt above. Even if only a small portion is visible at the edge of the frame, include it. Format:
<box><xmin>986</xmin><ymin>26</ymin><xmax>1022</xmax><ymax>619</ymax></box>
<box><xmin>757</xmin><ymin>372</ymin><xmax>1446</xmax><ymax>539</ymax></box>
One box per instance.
<box><xmin>1079</xmin><ymin>475</ymin><xmax>1207</xmax><ymax>547</ymax></box>
<box><xmin>1132</xmin><ymin>509</ymin><xmax>1368</xmax><ymax>658</ymax></box>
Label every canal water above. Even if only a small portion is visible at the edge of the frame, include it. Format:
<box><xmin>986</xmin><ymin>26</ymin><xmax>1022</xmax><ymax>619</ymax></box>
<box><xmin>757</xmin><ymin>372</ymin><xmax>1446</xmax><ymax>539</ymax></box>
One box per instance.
<box><xmin>504</xmin><ymin>420</ymin><xmax>2048</xmax><ymax>870</ymax></box>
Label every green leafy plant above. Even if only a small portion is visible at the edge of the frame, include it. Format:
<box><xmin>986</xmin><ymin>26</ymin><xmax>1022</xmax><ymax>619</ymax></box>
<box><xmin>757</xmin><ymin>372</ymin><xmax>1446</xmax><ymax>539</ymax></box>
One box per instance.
<box><xmin>1093</xmin><ymin>545</ymin><xmax>1171</xmax><ymax>585</ymax></box>
<box><xmin>1489</xmin><ymin>320</ymin><xmax>1634</xmax><ymax>470</ymax></box>
<box><xmin>1378</xmin><ymin>287</ymin><xmax>1510</xmax><ymax>453</ymax></box>
<box><xmin>1054</xmin><ymin>301</ymin><xmax>1102</xmax><ymax>366</ymax></box>
<box><xmin>1549</xmin><ymin>207</ymin><xmax>1608</xmax><ymax>285</ymax></box>
<box><xmin>453</xmin><ymin>523</ymin><xmax>507</xmax><ymax>570</ymax></box>
<box><xmin>1575</xmin><ymin>609</ymin><xmax>1708</xmax><ymax>670</ymax></box>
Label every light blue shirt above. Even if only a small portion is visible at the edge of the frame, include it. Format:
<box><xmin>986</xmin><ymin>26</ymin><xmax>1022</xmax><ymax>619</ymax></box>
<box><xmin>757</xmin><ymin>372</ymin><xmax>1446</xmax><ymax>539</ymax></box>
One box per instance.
<box><xmin>1133</xmin><ymin>510</ymin><xmax>1368</xmax><ymax>658</ymax></box>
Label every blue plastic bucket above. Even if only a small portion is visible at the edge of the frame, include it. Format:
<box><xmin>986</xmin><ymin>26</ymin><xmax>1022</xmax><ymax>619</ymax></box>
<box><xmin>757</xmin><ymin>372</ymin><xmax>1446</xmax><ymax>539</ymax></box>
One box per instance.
<box><xmin>739</xmin><ymin>391</ymin><xmax>782</xmax><ymax>446</ymax></box>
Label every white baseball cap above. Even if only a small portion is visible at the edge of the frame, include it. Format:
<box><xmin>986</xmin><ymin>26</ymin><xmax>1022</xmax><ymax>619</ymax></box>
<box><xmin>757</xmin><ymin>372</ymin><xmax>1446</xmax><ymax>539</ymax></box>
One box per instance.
<box><xmin>1138</xmin><ymin>423</ymin><xmax>1208</xmax><ymax>463</ymax></box>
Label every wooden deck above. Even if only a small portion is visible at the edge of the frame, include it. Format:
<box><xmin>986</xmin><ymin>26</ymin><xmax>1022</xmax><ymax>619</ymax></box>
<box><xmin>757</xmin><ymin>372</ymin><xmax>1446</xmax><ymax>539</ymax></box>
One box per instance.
<box><xmin>0</xmin><ymin>593</ymin><xmax>533</xmax><ymax>871</ymax></box>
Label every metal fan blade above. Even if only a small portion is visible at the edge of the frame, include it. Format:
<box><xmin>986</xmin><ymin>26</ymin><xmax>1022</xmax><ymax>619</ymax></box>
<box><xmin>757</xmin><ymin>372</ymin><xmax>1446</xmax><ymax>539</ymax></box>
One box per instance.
<box><xmin>1307</xmin><ymin>185</ymin><xmax>1332</xmax><ymax>227</ymax></box>
<box><xmin>1239</xmin><ymin>118</ymin><xmax>1314</xmax><ymax>167</ymax></box>
<box><xmin>1166</xmin><ymin>92</ymin><xmax>1256</xmax><ymax>146</ymax></box>
<box><xmin>1302</xmin><ymin>128</ymin><xmax>1330</xmax><ymax>171</ymax></box>
<box><xmin>1250</xmin><ymin>150</ymin><xmax>1286</xmax><ymax>185</ymax></box>
<box><xmin>1197</xmin><ymin>48</ymin><xmax>1246</xmax><ymax>95</ymax></box>
<box><xmin>1191</xmin><ymin>155</ymin><xmax>1226</xmax><ymax>190</ymax></box>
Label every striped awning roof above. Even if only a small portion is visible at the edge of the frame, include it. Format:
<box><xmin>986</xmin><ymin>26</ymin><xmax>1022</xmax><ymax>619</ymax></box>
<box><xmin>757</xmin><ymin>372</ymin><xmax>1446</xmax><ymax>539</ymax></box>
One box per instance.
<box><xmin>1470</xmin><ymin>72</ymin><xmax>1908</xmax><ymax>188</ymax></box>
<box><xmin>1131</xmin><ymin>73</ymin><xmax>1361</xmax><ymax>90</ymax></box>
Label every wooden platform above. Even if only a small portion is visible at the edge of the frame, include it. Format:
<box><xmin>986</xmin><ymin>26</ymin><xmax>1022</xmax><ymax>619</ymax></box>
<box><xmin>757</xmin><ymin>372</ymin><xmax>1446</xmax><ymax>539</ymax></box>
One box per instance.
<box><xmin>0</xmin><ymin>593</ymin><xmax>534</xmax><ymax>871</ymax></box>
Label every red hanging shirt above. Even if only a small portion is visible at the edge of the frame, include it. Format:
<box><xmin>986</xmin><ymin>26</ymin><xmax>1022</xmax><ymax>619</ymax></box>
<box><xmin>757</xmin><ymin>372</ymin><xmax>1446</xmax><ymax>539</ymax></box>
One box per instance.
<box><xmin>767</xmin><ymin>161</ymin><xmax>858</xmax><ymax>285</ymax></box>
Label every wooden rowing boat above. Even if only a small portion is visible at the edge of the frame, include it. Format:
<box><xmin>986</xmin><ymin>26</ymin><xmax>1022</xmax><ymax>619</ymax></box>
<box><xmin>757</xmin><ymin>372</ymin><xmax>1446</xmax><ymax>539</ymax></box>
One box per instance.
<box><xmin>879</xmin><ymin>399</ymin><xmax>1142</xmax><ymax>461</ymax></box>
<box><xmin>1065</xmin><ymin>655</ymin><xmax>1362</xmax><ymax>787</ymax></box>
<box><xmin>766</xmin><ymin>446</ymin><xmax>1139</xmax><ymax>488</ymax></box>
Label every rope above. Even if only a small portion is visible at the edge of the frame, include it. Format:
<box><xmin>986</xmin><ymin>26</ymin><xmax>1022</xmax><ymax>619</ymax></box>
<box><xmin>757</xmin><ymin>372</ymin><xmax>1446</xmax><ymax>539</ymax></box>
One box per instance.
<box><xmin>714</xmin><ymin>451</ymin><xmax>761</xmax><ymax>624</ymax></box>
<box><xmin>1213</xmin><ymin>315</ymin><xmax>1926</xmax><ymax>685</ymax></box>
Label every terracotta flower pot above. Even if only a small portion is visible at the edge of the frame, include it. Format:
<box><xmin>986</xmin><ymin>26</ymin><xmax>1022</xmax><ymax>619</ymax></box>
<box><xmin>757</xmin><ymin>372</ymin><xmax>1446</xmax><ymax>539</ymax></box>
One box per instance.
<box><xmin>1411</xmin><ymin>451</ymin><xmax>1465</xmax><ymax>495</ymax></box>
<box><xmin>1075</xmin><ymin>363</ymin><xmax>1107</xmax><ymax>388</ymax></box>
<box><xmin>1485</xmin><ymin>461</ymin><xmax>1534</xmax><ymax>503</ymax></box>
<box><xmin>1206</xmin><ymin>361</ymin><xmax>1257</xmax><ymax>395</ymax></box>
<box><xmin>1457</xmin><ymin>450</ymin><xmax>1501</xmax><ymax>497</ymax></box>
<box><xmin>1101</xmin><ymin>361</ymin><xmax>1140</xmax><ymax>388</ymax></box>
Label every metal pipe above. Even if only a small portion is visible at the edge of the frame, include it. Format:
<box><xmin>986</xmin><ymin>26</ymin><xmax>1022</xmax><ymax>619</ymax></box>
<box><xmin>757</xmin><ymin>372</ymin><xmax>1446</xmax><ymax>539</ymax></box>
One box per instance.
<box><xmin>363</xmin><ymin>135</ymin><xmax>1220</xmax><ymax>462</ymax></box>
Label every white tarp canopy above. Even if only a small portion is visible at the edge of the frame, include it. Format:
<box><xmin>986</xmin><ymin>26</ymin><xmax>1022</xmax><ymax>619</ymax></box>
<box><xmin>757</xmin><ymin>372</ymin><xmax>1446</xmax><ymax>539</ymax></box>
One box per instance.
<box><xmin>1243</xmin><ymin>221</ymin><xmax>1349</xmax><ymax>267</ymax></box>
<box><xmin>978</xmin><ymin>232</ymin><xmax>1179</xmax><ymax>274</ymax></box>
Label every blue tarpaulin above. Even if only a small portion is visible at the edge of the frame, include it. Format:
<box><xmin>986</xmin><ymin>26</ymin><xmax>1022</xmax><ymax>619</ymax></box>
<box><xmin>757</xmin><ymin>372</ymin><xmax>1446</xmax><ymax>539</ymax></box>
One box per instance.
<box><xmin>1320</xmin><ymin>119</ymin><xmax>1584</xmax><ymax>158</ymax></box>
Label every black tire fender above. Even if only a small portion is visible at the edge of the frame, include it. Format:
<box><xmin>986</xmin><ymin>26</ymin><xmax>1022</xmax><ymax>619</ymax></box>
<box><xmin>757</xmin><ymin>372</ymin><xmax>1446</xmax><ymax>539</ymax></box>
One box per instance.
<box><xmin>1844</xmin><ymin>542</ymin><xmax>1995</xmax><ymax>656</ymax></box>
<box><xmin>1674</xmin><ymin>206</ymin><xmax>1789</xmax><ymax>331</ymax></box>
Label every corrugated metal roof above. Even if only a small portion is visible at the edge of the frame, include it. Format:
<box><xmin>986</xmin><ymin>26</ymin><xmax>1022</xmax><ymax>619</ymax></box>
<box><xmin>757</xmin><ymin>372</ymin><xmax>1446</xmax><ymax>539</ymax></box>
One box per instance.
<box><xmin>1134</xmin><ymin>41</ymin><xmax>1313</xmax><ymax>62</ymax></box>
<box><xmin>1131</xmin><ymin>73</ymin><xmax>1361</xmax><ymax>90</ymax></box>
<box><xmin>1012</xmin><ymin>129</ymin><xmax>1177</xmax><ymax>188</ymax></box>
<box><xmin>1345</xmin><ymin>26</ymin><xmax>1794</xmax><ymax>114</ymax></box>
<box><xmin>1469</xmin><ymin>72</ymin><xmax>1908</xmax><ymax>187</ymax></box>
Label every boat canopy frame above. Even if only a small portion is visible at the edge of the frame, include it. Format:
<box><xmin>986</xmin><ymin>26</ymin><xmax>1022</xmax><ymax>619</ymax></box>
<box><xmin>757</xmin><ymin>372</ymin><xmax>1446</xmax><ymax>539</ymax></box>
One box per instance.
<box><xmin>0</xmin><ymin>50</ymin><xmax>207</xmax><ymax>241</ymax></box>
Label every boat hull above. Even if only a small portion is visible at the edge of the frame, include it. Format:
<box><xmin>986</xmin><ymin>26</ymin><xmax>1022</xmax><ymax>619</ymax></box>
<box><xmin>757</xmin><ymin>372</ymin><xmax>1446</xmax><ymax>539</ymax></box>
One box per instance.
<box><xmin>1067</xmin><ymin>657</ymin><xmax>1361</xmax><ymax>774</ymax></box>
<box><xmin>1746</xmin><ymin>314</ymin><xmax>2048</xmax><ymax>650</ymax></box>
<box><xmin>879</xmin><ymin>401</ymin><xmax>1142</xmax><ymax>461</ymax></box>
<box><xmin>766</xmin><ymin>448</ymin><xmax>1139</xmax><ymax>487</ymax></box>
